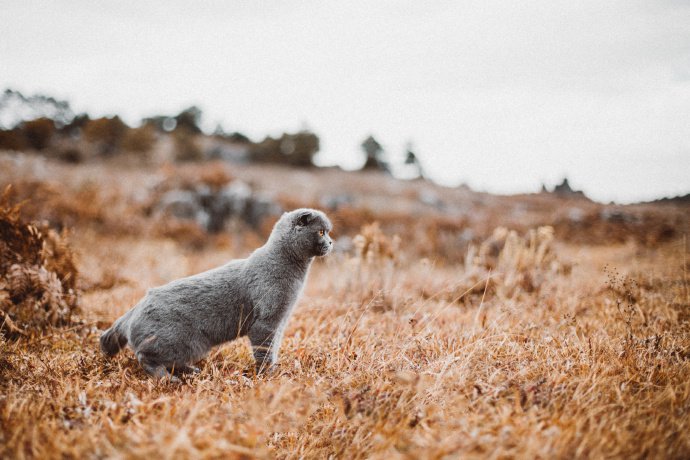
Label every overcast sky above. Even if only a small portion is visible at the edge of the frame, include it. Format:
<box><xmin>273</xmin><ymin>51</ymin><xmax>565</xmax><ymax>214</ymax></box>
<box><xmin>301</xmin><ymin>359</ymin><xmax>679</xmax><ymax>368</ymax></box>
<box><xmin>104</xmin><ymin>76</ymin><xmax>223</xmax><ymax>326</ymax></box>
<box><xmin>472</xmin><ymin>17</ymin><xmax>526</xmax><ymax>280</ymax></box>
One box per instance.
<box><xmin>2</xmin><ymin>0</ymin><xmax>689</xmax><ymax>202</ymax></box>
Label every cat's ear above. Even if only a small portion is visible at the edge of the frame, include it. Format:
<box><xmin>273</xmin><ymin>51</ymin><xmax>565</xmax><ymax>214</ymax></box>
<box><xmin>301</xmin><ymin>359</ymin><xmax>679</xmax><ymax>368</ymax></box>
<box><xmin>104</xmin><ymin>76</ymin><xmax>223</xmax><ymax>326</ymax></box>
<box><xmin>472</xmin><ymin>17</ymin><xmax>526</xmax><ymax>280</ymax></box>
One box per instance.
<box><xmin>296</xmin><ymin>210</ymin><xmax>313</xmax><ymax>226</ymax></box>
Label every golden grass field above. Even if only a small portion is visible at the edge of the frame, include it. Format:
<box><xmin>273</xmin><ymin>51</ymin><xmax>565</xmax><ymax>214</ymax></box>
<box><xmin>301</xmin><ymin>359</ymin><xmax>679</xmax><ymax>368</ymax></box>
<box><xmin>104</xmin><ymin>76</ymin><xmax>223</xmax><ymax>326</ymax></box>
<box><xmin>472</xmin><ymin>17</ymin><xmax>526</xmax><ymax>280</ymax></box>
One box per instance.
<box><xmin>0</xmin><ymin>153</ymin><xmax>688</xmax><ymax>459</ymax></box>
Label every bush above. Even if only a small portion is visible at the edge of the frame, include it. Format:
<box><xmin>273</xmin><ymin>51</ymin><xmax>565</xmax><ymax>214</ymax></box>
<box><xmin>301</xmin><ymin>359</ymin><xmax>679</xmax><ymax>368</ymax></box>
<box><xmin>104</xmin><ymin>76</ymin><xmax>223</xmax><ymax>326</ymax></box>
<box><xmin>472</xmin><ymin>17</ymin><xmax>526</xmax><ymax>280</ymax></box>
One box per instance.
<box><xmin>172</xmin><ymin>128</ymin><xmax>203</xmax><ymax>162</ymax></box>
<box><xmin>59</xmin><ymin>113</ymin><xmax>90</xmax><ymax>138</ymax></box>
<box><xmin>249</xmin><ymin>136</ymin><xmax>280</xmax><ymax>163</ymax></box>
<box><xmin>226</xmin><ymin>132</ymin><xmax>251</xmax><ymax>143</ymax></box>
<box><xmin>174</xmin><ymin>106</ymin><xmax>203</xmax><ymax>134</ymax></box>
<box><xmin>248</xmin><ymin>131</ymin><xmax>319</xmax><ymax>167</ymax></box>
<box><xmin>21</xmin><ymin>118</ymin><xmax>56</xmax><ymax>150</ymax></box>
<box><xmin>55</xmin><ymin>147</ymin><xmax>84</xmax><ymax>164</ymax></box>
<box><xmin>82</xmin><ymin>116</ymin><xmax>128</xmax><ymax>154</ymax></box>
<box><xmin>0</xmin><ymin>129</ymin><xmax>26</xmax><ymax>151</ymax></box>
<box><xmin>122</xmin><ymin>125</ymin><xmax>156</xmax><ymax>154</ymax></box>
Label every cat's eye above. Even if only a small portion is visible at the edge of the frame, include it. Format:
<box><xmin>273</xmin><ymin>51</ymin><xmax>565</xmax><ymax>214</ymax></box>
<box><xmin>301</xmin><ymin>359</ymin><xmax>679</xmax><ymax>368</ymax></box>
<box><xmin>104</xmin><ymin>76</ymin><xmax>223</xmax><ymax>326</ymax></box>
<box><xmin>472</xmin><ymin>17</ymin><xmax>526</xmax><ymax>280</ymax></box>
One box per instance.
<box><xmin>318</xmin><ymin>230</ymin><xmax>325</xmax><ymax>237</ymax></box>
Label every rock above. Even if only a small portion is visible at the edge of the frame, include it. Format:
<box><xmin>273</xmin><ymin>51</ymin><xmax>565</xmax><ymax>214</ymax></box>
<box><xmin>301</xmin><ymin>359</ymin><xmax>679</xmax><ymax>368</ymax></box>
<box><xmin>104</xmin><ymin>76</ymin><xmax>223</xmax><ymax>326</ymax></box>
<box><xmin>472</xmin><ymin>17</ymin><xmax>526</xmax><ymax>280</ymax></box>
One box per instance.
<box><xmin>158</xmin><ymin>190</ymin><xmax>199</xmax><ymax>220</ymax></box>
<box><xmin>205</xmin><ymin>142</ymin><xmax>249</xmax><ymax>163</ymax></box>
<box><xmin>419</xmin><ymin>190</ymin><xmax>444</xmax><ymax>209</ymax></box>
<box><xmin>243</xmin><ymin>193</ymin><xmax>282</xmax><ymax>228</ymax></box>
<box><xmin>567</xmin><ymin>207</ymin><xmax>585</xmax><ymax>223</ymax></box>
<box><xmin>600</xmin><ymin>209</ymin><xmax>639</xmax><ymax>224</ymax></box>
<box><xmin>320</xmin><ymin>194</ymin><xmax>354</xmax><ymax>210</ymax></box>
<box><xmin>222</xmin><ymin>181</ymin><xmax>252</xmax><ymax>215</ymax></box>
<box><xmin>155</xmin><ymin>180</ymin><xmax>281</xmax><ymax>233</ymax></box>
<box><xmin>552</xmin><ymin>178</ymin><xmax>588</xmax><ymax>199</ymax></box>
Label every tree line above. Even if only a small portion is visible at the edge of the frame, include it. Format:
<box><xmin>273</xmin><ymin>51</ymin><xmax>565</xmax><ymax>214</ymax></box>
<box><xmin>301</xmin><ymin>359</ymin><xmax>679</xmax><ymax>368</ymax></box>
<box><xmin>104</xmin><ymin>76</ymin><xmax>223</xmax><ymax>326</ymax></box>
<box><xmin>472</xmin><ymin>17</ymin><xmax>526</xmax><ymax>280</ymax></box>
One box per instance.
<box><xmin>0</xmin><ymin>88</ymin><xmax>423</xmax><ymax>177</ymax></box>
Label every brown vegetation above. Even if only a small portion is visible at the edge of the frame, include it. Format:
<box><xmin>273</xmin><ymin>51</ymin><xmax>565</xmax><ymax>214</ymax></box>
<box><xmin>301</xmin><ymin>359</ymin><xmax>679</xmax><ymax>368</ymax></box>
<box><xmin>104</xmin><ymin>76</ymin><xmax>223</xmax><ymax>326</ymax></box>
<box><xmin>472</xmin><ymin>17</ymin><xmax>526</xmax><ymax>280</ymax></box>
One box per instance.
<box><xmin>82</xmin><ymin>116</ymin><xmax>128</xmax><ymax>155</ymax></box>
<box><xmin>248</xmin><ymin>131</ymin><xmax>320</xmax><ymax>167</ymax></box>
<box><xmin>0</xmin><ymin>186</ymin><xmax>79</xmax><ymax>338</ymax></box>
<box><xmin>0</xmin><ymin>154</ymin><xmax>688</xmax><ymax>458</ymax></box>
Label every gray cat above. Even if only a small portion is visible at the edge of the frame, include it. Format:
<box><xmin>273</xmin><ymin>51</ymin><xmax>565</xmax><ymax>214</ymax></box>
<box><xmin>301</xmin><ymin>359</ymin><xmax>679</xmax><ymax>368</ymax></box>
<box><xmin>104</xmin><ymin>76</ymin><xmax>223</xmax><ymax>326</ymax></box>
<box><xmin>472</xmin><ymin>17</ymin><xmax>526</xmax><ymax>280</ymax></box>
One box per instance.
<box><xmin>100</xmin><ymin>208</ymin><xmax>333</xmax><ymax>380</ymax></box>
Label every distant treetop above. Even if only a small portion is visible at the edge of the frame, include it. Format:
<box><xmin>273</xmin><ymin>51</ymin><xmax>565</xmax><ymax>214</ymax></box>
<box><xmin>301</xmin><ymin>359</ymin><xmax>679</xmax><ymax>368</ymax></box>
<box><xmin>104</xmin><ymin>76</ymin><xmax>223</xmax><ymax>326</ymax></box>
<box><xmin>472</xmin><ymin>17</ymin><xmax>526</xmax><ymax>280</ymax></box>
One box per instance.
<box><xmin>361</xmin><ymin>135</ymin><xmax>388</xmax><ymax>172</ymax></box>
<box><xmin>0</xmin><ymin>89</ymin><xmax>75</xmax><ymax>129</ymax></box>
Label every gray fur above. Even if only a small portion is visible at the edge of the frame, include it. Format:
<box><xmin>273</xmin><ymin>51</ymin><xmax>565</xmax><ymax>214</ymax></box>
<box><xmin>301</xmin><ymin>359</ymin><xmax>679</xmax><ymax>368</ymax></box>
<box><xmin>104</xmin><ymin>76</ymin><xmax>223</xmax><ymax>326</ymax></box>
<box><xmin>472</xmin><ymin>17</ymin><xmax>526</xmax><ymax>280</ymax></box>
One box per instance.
<box><xmin>100</xmin><ymin>208</ymin><xmax>333</xmax><ymax>380</ymax></box>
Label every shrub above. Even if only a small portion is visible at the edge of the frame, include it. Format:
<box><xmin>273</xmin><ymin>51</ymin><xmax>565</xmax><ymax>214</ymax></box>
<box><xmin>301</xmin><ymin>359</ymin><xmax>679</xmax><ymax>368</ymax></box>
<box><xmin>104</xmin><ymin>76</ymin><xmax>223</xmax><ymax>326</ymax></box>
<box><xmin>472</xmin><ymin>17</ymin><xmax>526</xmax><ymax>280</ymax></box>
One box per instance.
<box><xmin>248</xmin><ymin>131</ymin><xmax>320</xmax><ymax>167</ymax></box>
<box><xmin>226</xmin><ymin>131</ymin><xmax>251</xmax><ymax>143</ymax></box>
<box><xmin>172</xmin><ymin>128</ymin><xmax>203</xmax><ymax>162</ymax></box>
<box><xmin>59</xmin><ymin>113</ymin><xmax>90</xmax><ymax>138</ymax></box>
<box><xmin>20</xmin><ymin>118</ymin><xmax>56</xmax><ymax>150</ymax></box>
<box><xmin>122</xmin><ymin>125</ymin><xmax>156</xmax><ymax>154</ymax></box>
<box><xmin>0</xmin><ymin>129</ymin><xmax>26</xmax><ymax>151</ymax></box>
<box><xmin>82</xmin><ymin>116</ymin><xmax>128</xmax><ymax>154</ymax></box>
<box><xmin>55</xmin><ymin>147</ymin><xmax>84</xmax><ymax>164</ymax></box>
<box><xmin>281</xmin><ymin>131</ymin><xmax>319</xmax><ymax>167</ymax></box>
<box><xmin>174</xmin><ymin>106</ymin><xmax>202</xmax><ymax>134</ymax></box>
<box><xmin>249</xmin><ymin>136</ymin><xmax>281</xmax><ymax>163</ymax></box>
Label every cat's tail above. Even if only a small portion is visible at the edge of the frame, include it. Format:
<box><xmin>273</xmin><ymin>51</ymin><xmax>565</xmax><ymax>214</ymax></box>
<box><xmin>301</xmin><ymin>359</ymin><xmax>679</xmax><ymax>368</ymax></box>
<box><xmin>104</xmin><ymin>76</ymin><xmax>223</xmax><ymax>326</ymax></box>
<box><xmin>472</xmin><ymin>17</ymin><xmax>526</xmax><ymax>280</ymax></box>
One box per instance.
<box><xmin>99</xmin><ymin>311</ymin><xmax>131</xmax><ymax>357</ymax></box>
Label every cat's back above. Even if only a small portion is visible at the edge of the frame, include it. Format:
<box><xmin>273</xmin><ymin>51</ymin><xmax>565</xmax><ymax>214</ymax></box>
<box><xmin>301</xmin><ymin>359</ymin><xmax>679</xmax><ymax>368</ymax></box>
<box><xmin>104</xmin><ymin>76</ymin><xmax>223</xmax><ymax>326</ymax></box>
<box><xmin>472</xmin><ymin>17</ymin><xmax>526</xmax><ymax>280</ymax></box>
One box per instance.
<box><xmin>143</xmin><ymin>258</ymin><xmax>248</xmax><ymax>309</ymax></box>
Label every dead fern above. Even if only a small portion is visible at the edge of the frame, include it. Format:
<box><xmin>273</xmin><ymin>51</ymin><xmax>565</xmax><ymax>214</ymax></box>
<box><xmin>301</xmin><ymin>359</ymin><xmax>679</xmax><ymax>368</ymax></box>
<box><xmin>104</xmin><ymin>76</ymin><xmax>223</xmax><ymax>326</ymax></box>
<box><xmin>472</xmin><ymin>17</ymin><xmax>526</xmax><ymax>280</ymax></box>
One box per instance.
<box><xmin>0</xmin><ymin>185</ymin><xmax>79</xmax><ymax>337</ymax></box>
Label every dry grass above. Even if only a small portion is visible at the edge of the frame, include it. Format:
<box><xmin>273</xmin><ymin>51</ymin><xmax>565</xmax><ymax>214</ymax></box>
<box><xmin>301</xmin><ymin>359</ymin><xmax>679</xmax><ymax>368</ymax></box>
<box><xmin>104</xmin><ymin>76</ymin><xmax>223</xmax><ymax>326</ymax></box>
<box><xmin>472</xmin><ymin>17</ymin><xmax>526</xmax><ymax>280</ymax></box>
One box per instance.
<box><xmin>0</xmin><ymin>154</ymin><xmax>689</xmax><ymax>459</ymax></box>
<box><xmin>0</xmin><ymin>186</ymin><xmax>80</xmax><ymax>338</ymax></box>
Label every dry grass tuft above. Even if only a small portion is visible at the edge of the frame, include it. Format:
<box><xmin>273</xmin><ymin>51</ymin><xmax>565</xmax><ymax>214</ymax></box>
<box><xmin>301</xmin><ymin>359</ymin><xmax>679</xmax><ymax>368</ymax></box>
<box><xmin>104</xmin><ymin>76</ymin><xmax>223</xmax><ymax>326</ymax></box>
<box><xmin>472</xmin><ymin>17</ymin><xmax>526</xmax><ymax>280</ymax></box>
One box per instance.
<box><xmin>0</xmin><ymin>186</ymin><xmax>79</xmax><ymax>337</ymax></box>
<box><xmin>463</xmin><ymin>225</ymin><xmax>569</xmax><ymax>300</ymax></box>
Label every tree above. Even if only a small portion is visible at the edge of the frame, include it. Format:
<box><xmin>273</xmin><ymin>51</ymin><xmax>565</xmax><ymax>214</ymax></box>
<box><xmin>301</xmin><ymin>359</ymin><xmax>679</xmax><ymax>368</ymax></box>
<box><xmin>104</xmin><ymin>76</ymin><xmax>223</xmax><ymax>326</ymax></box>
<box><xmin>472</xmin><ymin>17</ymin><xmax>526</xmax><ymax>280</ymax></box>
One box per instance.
<box><xmin>280</xmin><ymin>131</ymin><xmax>319</xmax><ymax>167</ymax></box>
<box><xmin>248</xmin><ymin>131</ymin><xmax>320</xmax><ymax>167</ymax></box>
<box><xmin>0</xmin><ymin>88</ymin><xmax>74</xmax><ymax>129</ymax></box>
<box><xmin>361</xmin><ymin>135</ymin><xmax>388</xmax><ymax>171</ymax></box>
<box><xmin>142</xmin><ymin>115</ymin><xmax>176</xmax><ymax>133</ymax></box>
<box><xmin>142</xmin><ymin>106</ymin><xmax>202</xmax><ymax>134</ymax></box>
<box><xmin>404</xmin><ymin>142</ymin><xmax>424</xmax><ymax>178</ymax></box>
<box><xmin>226</xmin><ymin>132</ymin><xmax>250</xmax><ymax>143</ymax></box>
<box><xmin>213</xmin><ymin>123</ymin><xmax>251</xmax><ymax>143</ymax></box>
<box><xmin>174</xmin><ymin>106</ymin><xmax>203</xmax><ymax>134</ymax></box>
<box><xmin>60</xmin><ymin>113</ymin><xmax>90</xmax><ymax>138</ymax></box>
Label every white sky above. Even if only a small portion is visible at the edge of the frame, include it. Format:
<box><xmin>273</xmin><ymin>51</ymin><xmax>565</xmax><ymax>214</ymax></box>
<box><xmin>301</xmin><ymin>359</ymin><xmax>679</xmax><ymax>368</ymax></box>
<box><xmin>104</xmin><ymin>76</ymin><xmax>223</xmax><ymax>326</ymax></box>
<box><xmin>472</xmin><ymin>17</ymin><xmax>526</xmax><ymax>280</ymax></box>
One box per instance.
<box><xmin>1</xmin><ymin>0</ymin><xmax>689</xmax><ymax>203</ymax></box>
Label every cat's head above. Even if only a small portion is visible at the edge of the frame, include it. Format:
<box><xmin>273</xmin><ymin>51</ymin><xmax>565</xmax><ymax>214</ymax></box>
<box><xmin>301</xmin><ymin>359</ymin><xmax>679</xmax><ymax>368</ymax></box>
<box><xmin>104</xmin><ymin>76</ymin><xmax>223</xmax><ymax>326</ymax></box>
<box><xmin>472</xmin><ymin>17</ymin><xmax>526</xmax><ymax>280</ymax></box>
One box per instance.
<box><xmin>272</xmin><ymin>208</ymin><xmax>333</xmax><ymax>259</ymax></box>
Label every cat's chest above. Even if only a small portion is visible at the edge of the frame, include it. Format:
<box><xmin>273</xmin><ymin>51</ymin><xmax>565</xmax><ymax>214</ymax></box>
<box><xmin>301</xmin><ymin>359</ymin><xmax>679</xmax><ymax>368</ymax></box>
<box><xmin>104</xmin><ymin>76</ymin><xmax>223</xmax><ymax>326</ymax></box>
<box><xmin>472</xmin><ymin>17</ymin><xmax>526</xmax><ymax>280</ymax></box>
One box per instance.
<box><xmin>252</xmin><ymin>275</ymin><xmax>303</xmax><ymax>311</ymax></box>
